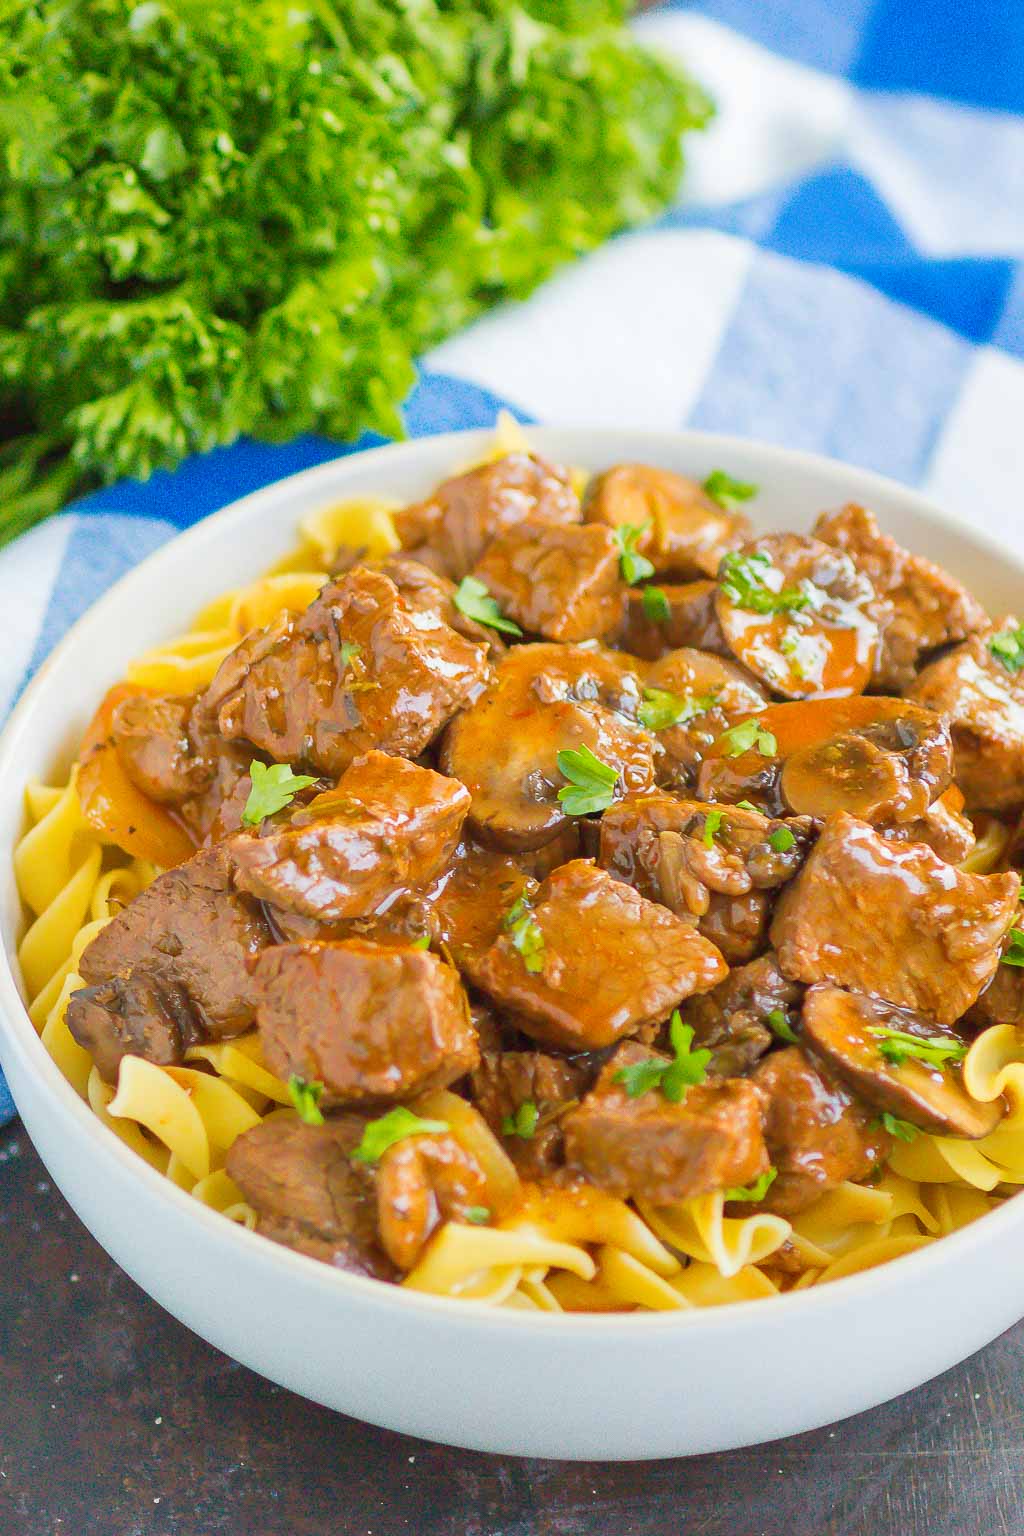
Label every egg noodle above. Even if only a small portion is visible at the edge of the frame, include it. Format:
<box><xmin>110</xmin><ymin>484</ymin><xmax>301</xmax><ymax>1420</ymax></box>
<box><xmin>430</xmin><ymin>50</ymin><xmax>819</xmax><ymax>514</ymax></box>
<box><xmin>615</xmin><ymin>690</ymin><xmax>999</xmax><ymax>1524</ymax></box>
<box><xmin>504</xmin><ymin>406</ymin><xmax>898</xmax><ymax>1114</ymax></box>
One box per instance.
<box><xmin>12</xmin><ymin>417</ymin><xmax>1022</xmax><ymax>1311</ymax></box>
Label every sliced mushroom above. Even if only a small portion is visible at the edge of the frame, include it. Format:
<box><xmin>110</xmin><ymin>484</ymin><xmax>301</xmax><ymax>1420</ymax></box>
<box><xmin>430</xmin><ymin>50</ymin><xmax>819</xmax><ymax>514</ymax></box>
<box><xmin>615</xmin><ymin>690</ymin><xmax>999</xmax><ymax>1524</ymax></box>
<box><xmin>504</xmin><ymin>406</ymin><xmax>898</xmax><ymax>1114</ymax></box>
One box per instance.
<box><xmin>802</xmin><ymin>983</ymin><xmax>1004</xmax><ymax>1138</ymax></box>
<box><xmin>715</xmin><ymin>533</ymin><xmax>886</xmax><ymax>698</ymax></box>
<box><xmin>642</xmin><ymin>647</ymin><xmax>767</xmax><ymax>787</ymax></box>
<box><xmin>585</xmin><ymin>464</ymin><xmax>749</xmax><ymax>578</ymax></box>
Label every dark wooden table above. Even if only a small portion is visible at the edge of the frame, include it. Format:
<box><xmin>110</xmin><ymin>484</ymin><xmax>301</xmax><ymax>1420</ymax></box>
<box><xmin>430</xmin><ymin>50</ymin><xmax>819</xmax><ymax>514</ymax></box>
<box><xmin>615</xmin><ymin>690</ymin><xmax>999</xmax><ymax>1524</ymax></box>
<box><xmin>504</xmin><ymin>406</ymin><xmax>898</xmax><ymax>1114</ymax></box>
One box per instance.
<box><xmin>2</xmin><ymin>1120</ymin><xmax>1023</xmax><ymax>1536</ymax></box>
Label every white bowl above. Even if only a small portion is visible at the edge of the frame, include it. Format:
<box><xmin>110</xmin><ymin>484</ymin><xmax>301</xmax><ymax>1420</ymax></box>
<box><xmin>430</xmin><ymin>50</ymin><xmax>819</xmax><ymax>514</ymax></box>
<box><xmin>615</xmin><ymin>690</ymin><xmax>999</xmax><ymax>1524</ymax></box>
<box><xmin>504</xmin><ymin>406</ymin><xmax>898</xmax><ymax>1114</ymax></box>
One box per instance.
<box><xmin>2</xmin><ymin>428</ymin><xmax>1023</xmax><ymax>1461</ymax></box>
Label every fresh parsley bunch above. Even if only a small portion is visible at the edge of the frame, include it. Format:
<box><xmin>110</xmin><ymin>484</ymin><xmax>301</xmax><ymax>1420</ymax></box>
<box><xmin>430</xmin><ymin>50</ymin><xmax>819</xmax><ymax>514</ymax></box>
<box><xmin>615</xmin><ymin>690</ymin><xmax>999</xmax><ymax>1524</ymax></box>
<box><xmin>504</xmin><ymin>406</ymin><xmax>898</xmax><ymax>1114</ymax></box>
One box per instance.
<box><xmin>0</xmin><ymin>0</ymin><xmax>711</xmax><ymax>546</ymax></box>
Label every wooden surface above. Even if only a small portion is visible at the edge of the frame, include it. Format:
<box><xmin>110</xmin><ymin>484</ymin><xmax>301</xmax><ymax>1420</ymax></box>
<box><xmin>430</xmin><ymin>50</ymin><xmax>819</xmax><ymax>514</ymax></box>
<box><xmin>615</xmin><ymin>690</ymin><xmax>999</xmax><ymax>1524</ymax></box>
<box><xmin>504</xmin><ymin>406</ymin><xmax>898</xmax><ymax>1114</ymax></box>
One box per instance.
<box><xmin>2</xmin><ymin>1120</ymin><xmax>1023</xmax><ymax>1535</ymax></box>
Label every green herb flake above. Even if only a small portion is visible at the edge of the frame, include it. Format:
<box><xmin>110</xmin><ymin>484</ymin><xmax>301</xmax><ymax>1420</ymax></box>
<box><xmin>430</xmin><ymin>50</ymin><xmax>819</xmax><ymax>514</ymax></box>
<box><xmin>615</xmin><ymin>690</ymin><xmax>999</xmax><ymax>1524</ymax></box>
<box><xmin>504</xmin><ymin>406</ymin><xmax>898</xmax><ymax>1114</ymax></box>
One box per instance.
<box><xmin>703</xmin><ymin>470</ymin><xmax>759</xmax><ymax>511</ymax></box>
<box><xmin>989</xmin><ymin>624</ymin><xmax>1024</xmax><ymax>674</ymax></box>
<box><xmin>719</xmin><ymin>550</ymin><xmax>810</xmax><ymax>617</ymax></box>
<box><xmin>339</xmin><ymin>640</ymin><xmax>361</xmax><ymax>669</ymax></box>
<box><xmin>724</xmin><ymin>1167</ymin><xmax>777</xmax><ymax>1203</ymax></box>
<box><xmin>501</xmin><ymin>1101</ymin><xmax>539</xmax><ymax>1140</ymax></box>
<box><xmin>638</xmin><ymin>687</ymin><xmax>718</xmax><ymax>733</ymax></box>
<box><xmin>868</xmin><ymin>1026</ymin><xmax>967</xmax><ymax>1070</ymax></box>
<box><xmin>556</xmin><ymin>744</ymin><xmax>619</xmax><ymax>817</ymax></box>
<box><xmin>612</xmin><ymin>523</ymin><xmax>656</xmax><ymax>585</ymax></box>
<box><xmin>766</xmin><ymin>1008</ymin><xmax>798</xmax><ymax>1045</ymax></box>
<box><xmin>463</xmin><ymin>1206</ymin><xmax>491</xmax><ymax>1225</ymax></box>
<box><xmin>352</xmin><ymin>1107</ymin><xmax>450</xmax><ymax>1165</ymax></box>
<box><xmin>612</xmin><ymin>1010</ymin><xmax>711</xmax><ymax>1104</ymax></box>
<box><xmin>1002</xmin><ymin>928</ymin><xmax>1024</xmax><ymax>967</ymax></box>
<box><xmin>768</xmin><ymin>825</ymin><xmax>796</xmax><ymax>853</ymax></box>
<box><xmin>735</xmin><ymin>799</ymin><xmax>762</xmax><ymax>814</ymax></box>
<box><xmin>410</xmin><ymin>934</ymin><xmax>431</xmax><ymax>950</ymax></box>
<box><xmin>288</xmin><ymin>1075</ymin><xmax>325</xmax><ymax>1127</ymax></box>
<box><xmin>503</xmin><ymin>897</ymin><xmax>545</xmax><ymax>975</ymax></box>
<box><xmin>641</xmin><ymin>585</ymin><xmax>671</xmax><ymax>624</ymax></box>
<box><xmin>453</xmin><ymin>577</ymin><xmax>523</xmax><ymax>637</ymax></box>
<box><xmin>703</xmin><ymin>809</ymin><xmax>724</xmax><ymax>849</ymax></box>
<box><xmin>242</xmin><ymin>761</ymin><xmax>318</xmax><ymax>827</ymax></box>
<box><xmin>718</xmin><ymin>718</ymin><xmax>778</xmax><ymax>759</ymax></box>
<box><xmin>613</xmin><ymin>1056</ymin><xmax>670</xmax><ymax>1099</ymax></box>
<box><xmin>879</xmin><ymin>1112</ymin><xmax>919</xmax><ymax>1143</ymax></box>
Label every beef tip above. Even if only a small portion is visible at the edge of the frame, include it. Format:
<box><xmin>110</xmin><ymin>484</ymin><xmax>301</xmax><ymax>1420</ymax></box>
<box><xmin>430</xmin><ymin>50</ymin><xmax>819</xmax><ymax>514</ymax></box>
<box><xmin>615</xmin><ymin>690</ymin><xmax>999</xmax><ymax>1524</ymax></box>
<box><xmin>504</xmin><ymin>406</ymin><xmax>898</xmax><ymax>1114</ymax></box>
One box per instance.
<box><xmin>909</xmin><ymin>622</ymin><xmax>1024</xmax><ymax>813</ymax></box>
<box><xmin>814</xmin><ymin>503</ymin><xmax>986</xmax><ymax>689</ymax></box>
<box><xmin>750</xmin><ymin>1046</ymin><xmax>891</xmax><ymax>1215</ymax></box>
<box><xmin>641</xmin><ymin>647</ymin><xmax>767</xmax><ymax>788</ymax></box>
<box><xmin>715</xmin><ymin>533</ymin><xmax>886</xmax><ymax>698</ymax></box>
<box><xmin>439</xmin><ymin>643</ymin><xmax>653</xmax><ymax>852</ymax></box>
<box><xmin>878</xmin><ymin>785</ymin><xmax>975</xmax><ymax>866</ymax></box>
<box><xmin>563</xmin><ymin>1042</ymin><xmax>768</xmax><ymax>1203</ymax></box>
<box><xmin>771</xmin><ymin>812</ymin><xmax>1019</xmax><ymax>1025</ymax></box>
<box><xmin>470</xmin><ymin>1049</ymin><xmax>590</xmax><ymax>1178</ymax></box>
<box><xmin>472</xmin><ymin>520</ymin><xmax>623</xmax><ymax>643</ymax></box>
<box><xmin>377</xmin><ymin>552</ymin><xmax>506</xmax><ymax>658</ymax></box>
<box><xmin>617</xmin><ymin>579</ymin><xmax>730</xmax><ymax>661</ymax></box>
<box><xmin>204</xmin><ymin>567</ymin><xmax>488</xmax><ymax>778</ymax></box>
<box><xmin>802</xmin><ymin>984</ymin><xmax>1004</xmax><ymax>1139</ymax></box>
<box><xmin>473</xmin><ymin>859</ymin><xmax>727</xmax><ymax>1051</ymax></box>
<box><xmin>111</xmin><ymin>692</ymin><xmax>211</xmax><ymax>804</ymax></box>
<box><xmin>585</xmin><ymin>464</ymin><xmax>749</xmax><ymax>579</ymax></box>
<box><xmin>77</xmin><ymin>844</ymin><xmax>270</xmax><ymax>1038</ymax></box>
<box><xmin>395</xmin><ymin>452</ymin><xmax>581</xmax><ymax>579</ymax></box>
<box><xmin>232</xmin><ymin>751</ymin><xmax>469</xmax><ymax>921</ymax></box>
<box><xmin>375</xmin><ymin>1127</ymin><xmax>490</xmax><ymax>1271</ymax></box>
<box><xmin>66</xmin><ymin>973</ymin><xmax>200</xmax><ymax>1084</ymax></box>
<box><xmin>226</xmin><ymin>1117</ymin><xmax>394</xmax><ymax>1279</ymax></box>
<box><xmin>698</xmin><ymin>695</ymin><xmax>953</xmax><ymax>827</ymax></box>
<box><xmin>684</xmin><ymin>954</ymin><xmax>802</xmax><ymax>1078</ymax></box>
<box><xmin>698</xmin><ymin>890</ymin><xmax>771</xmax><ymax>966</ymax></box>
<box><xmin>255</xmin><ymin>940</ymin><xmax>478</xmax><ymax>1106</ymax></box>
<box><xmin>965</xmin><ymin>955</ymin><xmax>1024</xmax><ymax>1031</ymax></box>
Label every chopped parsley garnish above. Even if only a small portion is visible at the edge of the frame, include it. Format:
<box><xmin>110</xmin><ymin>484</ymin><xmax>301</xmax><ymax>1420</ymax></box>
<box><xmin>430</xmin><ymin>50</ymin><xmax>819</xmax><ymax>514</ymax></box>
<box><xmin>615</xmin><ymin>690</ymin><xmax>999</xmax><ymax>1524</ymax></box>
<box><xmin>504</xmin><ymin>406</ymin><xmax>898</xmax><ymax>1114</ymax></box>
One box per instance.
<box><xmin>556</xmin><ymin>744</ymin><xmax>619</xmax><ymax>816</ymax></box>
<box><xmin>613</xmin><ymin>1010</ymin><xmax>711</xmax><ymax>1104</ymax></box>
<box><xmin>613</xmin><ymin>522</ymin><xmax>655</xmax><ymax>585</ymax></box>
<box><xmin>288</xmin><ymin>1075</ymin><xmax>325</xmax><ymax>1127</ymax></box>
<box><xmin>638</xmin><ymin>687</ymin><xmax>718</xmax><ymax>733</ymax></box>
<box><xmin>868</xmin><ymin>1026</ymin><xmax>967</xmax><ymax>1070</ymax></box>
<box><xmin>642</xmin><ymin>585</ymin><xmax>671</xmax><ymax>623</ymax></box>
<box><xmin>502</xmin><ymin>1101</ymin><xmax>539</xmax><ymax>1139</ymax></box>
<box><xmin>879</xmin><ymin>1112</ymin><xmax>919</xmax><ymax>1143</ymax></box>
<box><xmin>766</xmin><ymin>1008</ymin><xmax>798</xmax><ymax>1045</ymax></box>
<box><xmin>464</xmin><ymin>1206</ymin><xmax>491</xmax><ymax>1225</ymax></box>
<box><xmin>724</xmin><ymin>1167</ymin><xmax>777</xmax><ymax>1203</ymax></box>
<box><xmin>719</xmin><ymin>718</ymin><xmax>778</xmax><ymax>759</ymax></box>
<box><xmin>735</xmin><ymin>799</ymin><xmax>761</xmax><ymax>814</ymax></box>
<box><xmin>410</xmin><ymin>934</ymin><xmax>431</xmax><ymax>950</ymax></box>
<box><xmin>703</xmin><ymin>470</ymin><xmax>759</xmax><ymax>510</ymax></box>
<box><xmin>242</xmin><ymin>761</ymin><xmax>318</xmax><ymax>827</ymax></box>
<box><xmin>988</xmin><ymin>624</ymin><xmax>1024</xmax><ymax>674</ymax></box>
<box><xmin>1002</xmin><ymin>928</ymin><xmax>1024</xmax><ymax>967</ymax></box>
<box><xmin>768</xmin><ymin>825</ymin><xmax>796</xmax><ymax>853</ymax></box>
<box><xmin>339</xmin><ymin>640</ymin><xmax>361</xmax><ymax>669</ymax></box>
<box><xmin>719</xmin><ymin>550</ymin><xmax>810</xmax><ymax>616</ymax></box>
<box><xmin>453</xmin><ymin>576</ymin><xmax>523</xmax><ymax>637</ymax></box>
<box><xmin>503</xmin><ymin>896</ymin><xmax>545</xmax><ymax>975</ymax></box>
<box><xmin>352</xmin><ymin>1107</ymin><xmax>450</xmax><ymax>1164</ymax></box>
<box><xmin>703</xmin><ymin>809</ymin><xmax>724</xmax><ymax>848</ymax></box>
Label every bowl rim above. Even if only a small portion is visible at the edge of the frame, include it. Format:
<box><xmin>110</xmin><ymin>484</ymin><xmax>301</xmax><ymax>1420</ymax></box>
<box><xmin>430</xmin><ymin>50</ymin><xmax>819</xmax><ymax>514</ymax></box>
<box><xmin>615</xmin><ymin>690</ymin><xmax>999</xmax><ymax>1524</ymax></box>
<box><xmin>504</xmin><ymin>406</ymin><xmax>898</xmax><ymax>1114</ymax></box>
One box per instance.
<box><xmin>1</xmin><ymin>422</ymin><xmax>1021</xmax><ymax>1336</ymax></box>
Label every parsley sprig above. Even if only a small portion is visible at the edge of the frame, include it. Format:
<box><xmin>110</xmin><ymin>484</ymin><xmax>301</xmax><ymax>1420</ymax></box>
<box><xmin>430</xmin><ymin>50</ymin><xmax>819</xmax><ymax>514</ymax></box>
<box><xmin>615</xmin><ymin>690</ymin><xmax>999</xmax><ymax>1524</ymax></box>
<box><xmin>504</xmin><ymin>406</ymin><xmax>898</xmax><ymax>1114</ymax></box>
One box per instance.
<box><xmin>642</xmin><ymin>585</ymin><xmax>671</xmax><ymax>624</ymax></box>
<box><xmin>989</xmin><ymin>624</ymin><xmax>1024</xmax><ymax>674</ymax></box>
<box><xmin>879</xmin><ymin>1112</ymin><xmax>919</xmax><ymax>1143</ymax></box>
<box><xmin>501</xmin><ymin>1101</ymin><xmax>539</xmax><ymax>1139</ymax></box>
<box><xmin>503</xmin><ymin>896</ymin><xmax>545</xmax><ymax>975</ymax></box>
<box><xmin>718</xmin><ymin>718</ymin><xmax>778</xmax><ymax>758</ymax></box>
<box><xmin>703</xmin><ymin>470</ymin><xmax>758</xmax><ymax>510</ymax></box>
<box><xmin>768</xmin><ymin>825</ymin><xmax>796</xmax><ymax>853</ymax></box>
<box><xmin>352</xmin><ymin>1107</ymin><xmax>450</xmax><ymax>1165</ymax></box>
<box><xmin>719</xmin><ymin>550</ymin><xmax>810</xmax><ymax>616</ymax></box>
<box><xmin>613</xmin><ymin>1011</ymin><xmax>712</xmax><ymax>1103</ymax></box>
<box><xmin>556</xmin><ymin>745</ymin><xmax>619</xmax><ymax>816</ymax></box>
<box><xmin>454</xmin><ymin>576</ymin><xmax>523</xmax><ymax>637</ymax></box>
<box><xmin>724</xmin><ymin>1167</ymin><xmax>777</xmax><ymax>1203</ymax></box>
<box><xmin>288</xmin><ymin>1075</ymin><xmax>325</xmax><ymax>1126</ymax></box>
<box><xmin>1002</xmin><ymin>928</ymin><xmax>1024</xmax><ymax>967</ymax></box>
<box><xmin>868</xmin><ymin>1027</ymin><xmax>967</xmax><ymax>1070</ymax></box>
<box><xmin>638</xmin><ymin>687</ymin><xmax>718</xmax><ymax>732</ymax></box>
<box><xmin>613</xmin><ymin>523</ymin><xmax>655</xmax><ymax>585</ymax></box>
<box><xmin>242</xmin><ymin>761</ymin><xmax>318</xmax><ymax>827</ymax></box>
<box><xmin>702</xmin><ymin>809</ymin><xmax>724</xmax><ymax>848</ymax></box>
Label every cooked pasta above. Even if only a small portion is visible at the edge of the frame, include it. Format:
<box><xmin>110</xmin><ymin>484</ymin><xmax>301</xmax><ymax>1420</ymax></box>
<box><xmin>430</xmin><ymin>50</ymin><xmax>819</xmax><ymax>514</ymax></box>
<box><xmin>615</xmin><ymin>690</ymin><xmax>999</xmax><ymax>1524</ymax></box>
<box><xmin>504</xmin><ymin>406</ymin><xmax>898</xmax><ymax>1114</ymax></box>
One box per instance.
<box><xmin>11</xmin><ymin>419</ymin><xmax>1022</xmax><ymax>1313</ymax></box>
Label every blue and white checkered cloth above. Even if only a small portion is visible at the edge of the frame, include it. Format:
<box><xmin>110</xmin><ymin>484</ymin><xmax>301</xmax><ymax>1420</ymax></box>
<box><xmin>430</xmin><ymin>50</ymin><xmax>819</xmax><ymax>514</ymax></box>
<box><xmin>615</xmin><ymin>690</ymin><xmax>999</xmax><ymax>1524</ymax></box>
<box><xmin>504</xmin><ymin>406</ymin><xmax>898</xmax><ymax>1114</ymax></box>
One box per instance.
<box><xmin>3</xmin><ymin>0</ymin><xmax>1023</xmax><ymax>1125</ymax></box>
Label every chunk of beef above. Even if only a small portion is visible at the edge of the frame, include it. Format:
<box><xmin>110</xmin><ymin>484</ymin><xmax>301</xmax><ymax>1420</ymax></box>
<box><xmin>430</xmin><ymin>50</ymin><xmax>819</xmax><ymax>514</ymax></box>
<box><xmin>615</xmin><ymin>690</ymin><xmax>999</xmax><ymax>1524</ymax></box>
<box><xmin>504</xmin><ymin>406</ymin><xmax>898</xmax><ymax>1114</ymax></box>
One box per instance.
<box><xmin>111</xmin><ymin>692</ymin><xmax>210</xmax><ymax>804</ymax></box>
<box><xmin>77</xmin><ymin>844</ymin><xmax>270</xmax><ymax>1039</ymax></box>
<box><xmin>472</xmin><ymin>520</ymin><xmax>623</xmax><ymax>643</ymax></box>
<box><xmin>563</xmin><ymin>1042</ymin><xmax>767</xmax><ymax>1203</ymax></box>
<box><xmin>585</xmin><ymin>464</ymin><xmax>749</xmax><ymax>579</ymax></box>
<box><xmin>440</xmin><ymin>644</ymin><xmax>652</xmax><ymax>852</ymax></box>
<box><xmin>66</xmin><ymin>973</ymin><xmax>200</xmax><ymax>1084</ymax></box>
<box><xmin>750</xmin><ymin>1046</ymin><xmax>891</xmax><ymax>1215</ymax></box>
<box><xmin>771</xmin><ymin>812</ymin><xmax>1019</xmax><ymax>1025</ymax></box>
<box><xmin>965</xmin><ymin>960</ymin><xmax>1024</xmax><ymax>1031</ymax></box>
<box><xmin>377</xmin><ymin>553</ymin><xmax>506</xmax><ymax>658</ymax></box>
<box><xmin>396</xmin><ymin>453</ymin><xmax>581</xmax><ymax>579</ymax></box>
<box><xmin>684</xmin><ymin>954</ymin><xmax>802</xmax><ymax>1078</ymax></box>
<box><xmin>814</xmin><ymin>503</ymin><xmax>986</xmax><ymax>689</ymax></box>
<box><xmin>641</xmin><ymin>647</ymin><xmax>767</xmax><ymax>788</ymax></box>
<box><xmin>232</xmin><ymin>751</ymin><xmax>469</xmax><ymax>921</ymax></box>
<box><xmin>226</xmin><ymin>1117</ymin><xmax>394</xmax><ymax>1279</ymax></box>
<box><xmin>474</xmin><ymin>859</ymin><xmax>727</xmax><ymax>1051</ymax></box>
<box><xmin>255</xmin><ymin>940</ymin><xmax>478</xmax><ymax>1106</ymax></box>
<box><xmin>470</xmin><ymin>1049</ymin><xmax>591</xmax><ymax>1178</ymax></box>
<box><xmin>802</xmin><ymin>984</ymin><xmax>1004</xmax><ymax>1138</ymax></box>
<box><xmin>205</xmin><ymin>567</ymin><xmax>488</xmax><ymax>778</ymax></box>
<box><xmin>698</xmin><ymin>890</ymin><xmax>772</xmax><ymax>966</ymax></box>
<box><xmin>878</xmin><ymin>786</ymin><xmax>975</xmax><ymax>866</ymax></box>
<box><xmin>716</xmin><ymin>533</ymin><xmax>886</xmax><ymax>698</ymax></box>
<box><xmin>617</xmin><ymin>580</ymin><xmax>729</xmax><ymax>661</ymax></box>
<box><xmin>909</xmin><ymin>623</ymin><xmax>1024</xmax><ymax>813</ymax></box>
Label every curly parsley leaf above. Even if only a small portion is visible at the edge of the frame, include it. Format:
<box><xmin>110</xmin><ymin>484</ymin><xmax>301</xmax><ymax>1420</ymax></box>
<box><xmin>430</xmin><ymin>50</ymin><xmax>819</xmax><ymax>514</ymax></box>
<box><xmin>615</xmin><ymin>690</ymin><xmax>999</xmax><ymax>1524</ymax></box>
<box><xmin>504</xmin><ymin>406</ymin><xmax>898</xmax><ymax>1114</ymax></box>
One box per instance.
<box><xmin>724</xmin><ymin>1167</ymin><xmax>777</xmax><ymax>1203</ymax></box>
<box><xmin>989</xmin><ymin>624</ymin><xmax>1024</xmax><ymax>674</ymax></box>
<box><xmin>556</xmin><ymin>744</ymin><xmax>619</xmax><ymax>816</ymax></box>
<box><xmin>612</xmin><ymin>522</ymin><xmax>655</xmax><ymax>585</ymax></box>
<box><xmin>641</xmin><ymin>585</ymin><xmax>671</xmax><ymax>623</ymax></box>
<box><xmin>879</xmin><ymin>1112</ymin><xmax>919</xmax><ymax>1143</ymax></box>
<box><xmin>288</xmin><ymin>1075</ymin><xmax>325</xmax><ymax>1126</ymax></box>
<box><xmin>616</xmin><ymin>1010</ymin><xmax>712</xmax><ymax>1103</ymax></box>
<box><xmin>703</xmin><ymin>470</ymin><xmax>758</xmax><ymax>511</ymax></box>
<box><xmin>352</xmin><ymin>1107</ymin><xmax>450</xmax><ymax>1165</ymax></box>
<box><xmin>454</xmin><ymin>577</ymin><xmax>523</xmax><ymax>637</ymax></box>
<box><xmin>719</xmin><ymin>550</ymin><xmax>810</xmax><ymax>616</ymax></box>
<box><xmin>1002</xmin><ymin>928</ymin><xmax>1024</xmax><ymax>967</ymax></box>
<box><xmin>638</xmin><ymin>687</ymin><xmax>718</xmax><ymax>732</ymax></box>
<box><xmin>719</xmin><ymin>718</ymin><xmax>778</xmax><ymax>759</ymax></box>
<box><xmin>242</xmin><ymin>761</ymin><xmax>318</xmax><ymax>826</ymax></box>
<box><xmin>501</xmin><ymin>1101</ymin><xmax>539</xmax><ymax>1140</ymax></box>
